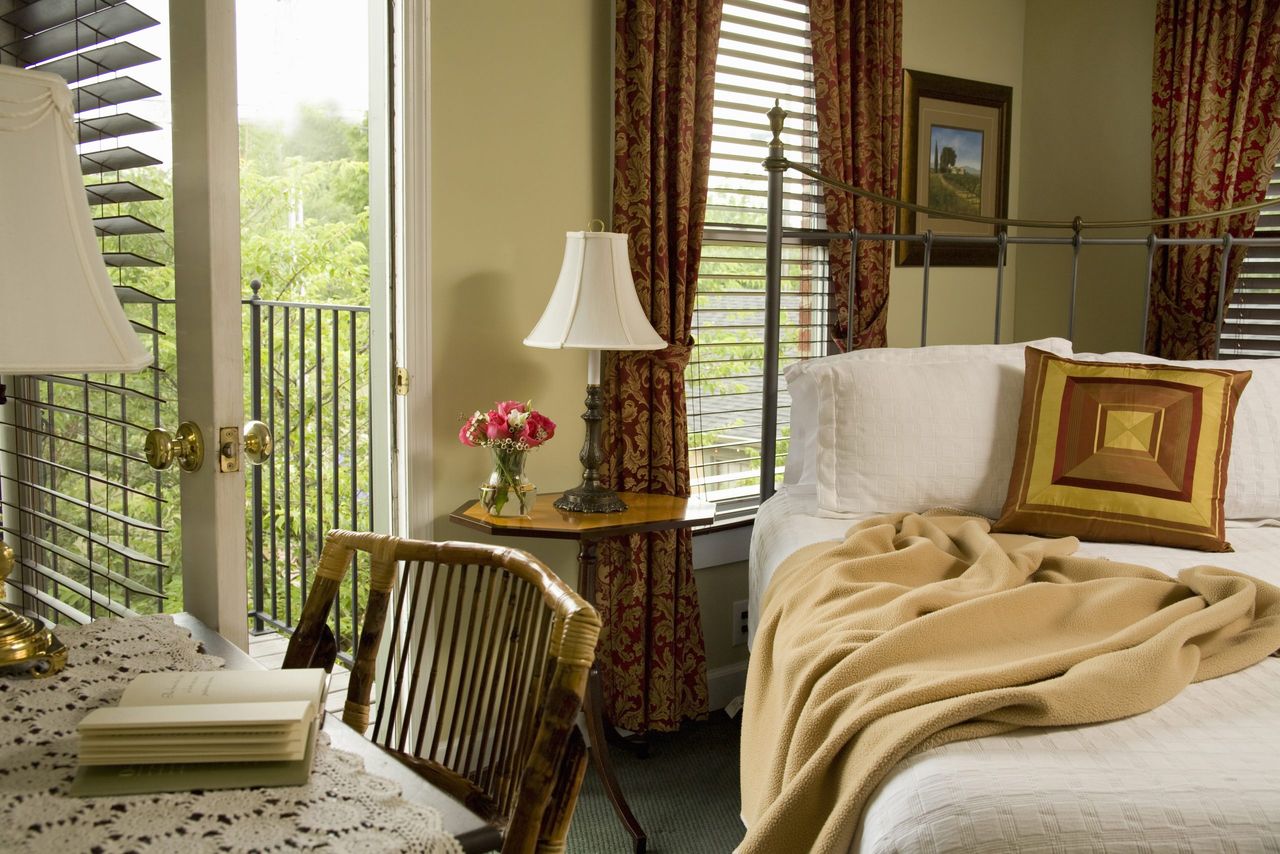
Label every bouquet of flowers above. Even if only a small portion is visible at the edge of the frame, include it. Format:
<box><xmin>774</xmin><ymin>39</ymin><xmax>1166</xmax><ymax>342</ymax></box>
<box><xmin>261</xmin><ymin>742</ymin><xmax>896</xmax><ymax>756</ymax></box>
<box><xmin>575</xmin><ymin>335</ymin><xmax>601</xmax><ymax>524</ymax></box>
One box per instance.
<box><xmin>459</xmin><ymin>401</ymin><xmax>555</xmax><ymax>516</ymax></box>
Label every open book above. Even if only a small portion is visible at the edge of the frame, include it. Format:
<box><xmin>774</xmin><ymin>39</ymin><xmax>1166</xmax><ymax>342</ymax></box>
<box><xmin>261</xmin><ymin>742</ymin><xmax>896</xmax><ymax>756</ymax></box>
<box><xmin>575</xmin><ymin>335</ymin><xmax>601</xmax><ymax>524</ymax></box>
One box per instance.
<box><xmin>72</xmin><ymin>669</ymin><xmax>327</xmax><ymax>796</ymax></box>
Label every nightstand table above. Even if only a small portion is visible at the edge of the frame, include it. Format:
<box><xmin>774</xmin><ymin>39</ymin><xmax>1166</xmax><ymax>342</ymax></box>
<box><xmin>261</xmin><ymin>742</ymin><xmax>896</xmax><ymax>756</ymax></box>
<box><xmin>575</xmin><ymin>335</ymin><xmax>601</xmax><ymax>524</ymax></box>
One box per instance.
<box><xmin>451</xmin><ymin>491</ymin><xmax>715</xmax><ymax>854</ymax></box>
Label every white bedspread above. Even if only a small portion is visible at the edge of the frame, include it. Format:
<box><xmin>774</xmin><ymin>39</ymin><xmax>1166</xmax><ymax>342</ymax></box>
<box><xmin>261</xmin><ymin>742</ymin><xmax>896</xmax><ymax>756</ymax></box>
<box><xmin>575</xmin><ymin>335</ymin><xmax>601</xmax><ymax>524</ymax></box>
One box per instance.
<box><xmin>748</xmin><ymin>487</ymin><xmax>1280</xmax><ymax>853</ymax></box>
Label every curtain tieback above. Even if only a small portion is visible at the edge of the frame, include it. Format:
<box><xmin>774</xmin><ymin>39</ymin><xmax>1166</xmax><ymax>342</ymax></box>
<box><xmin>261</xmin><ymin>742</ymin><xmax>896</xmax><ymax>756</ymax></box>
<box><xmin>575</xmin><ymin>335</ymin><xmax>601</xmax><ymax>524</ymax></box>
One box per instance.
<box><xmin>645</xmin><ymin>339</ymin><xmax>693</xmax><ymax>373</ymax></box>
<box><xmin>1149</xmin><ymin>289</ymin><xmax>1221</xmax><ymax>357</ymax></box>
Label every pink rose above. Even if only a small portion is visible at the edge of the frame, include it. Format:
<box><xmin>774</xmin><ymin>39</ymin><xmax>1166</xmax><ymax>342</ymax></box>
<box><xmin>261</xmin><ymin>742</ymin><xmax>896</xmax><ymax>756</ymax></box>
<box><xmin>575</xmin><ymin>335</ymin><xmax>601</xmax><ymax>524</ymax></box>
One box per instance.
<box><xmin>459</xmin><ymin>413</ymin><xmax>486</xmax><ymax>446</ymax></box>
<box><xmin>485</xmin><ymin>411</ymin><xmax>509</xmax><ymax>441</ymax></box>
<box><xmin>520</xmin><ymin>411</ymin><xmax>556</xmax><ymax>447</ymax></box>
<box><xmin>495</xmin><ymin>400</ymin><xmax>526</xmax><ymax>418</ymax></box>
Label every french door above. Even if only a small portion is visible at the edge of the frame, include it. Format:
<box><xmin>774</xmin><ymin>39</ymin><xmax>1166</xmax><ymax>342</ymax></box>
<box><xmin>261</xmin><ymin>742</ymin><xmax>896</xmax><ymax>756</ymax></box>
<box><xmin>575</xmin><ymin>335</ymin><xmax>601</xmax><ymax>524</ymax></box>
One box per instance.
<box><xmin>0</xmin><ymin>0</ymin><xmax>399</xmax><ymax>652</ymax></box>
<box><xmin>236</xmin><ymin>0</ymin><xmax>397</xmax><ymax>659</ymax></box>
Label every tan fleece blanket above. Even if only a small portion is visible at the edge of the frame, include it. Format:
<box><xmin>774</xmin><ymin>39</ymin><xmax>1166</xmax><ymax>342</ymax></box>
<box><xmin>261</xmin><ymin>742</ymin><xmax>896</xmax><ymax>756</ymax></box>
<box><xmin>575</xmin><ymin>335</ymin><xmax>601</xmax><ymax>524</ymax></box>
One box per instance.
<box><xmin>738</xmin><ymin>513</ymin><xmax>1280</xmax><ymax>854</ymax></box>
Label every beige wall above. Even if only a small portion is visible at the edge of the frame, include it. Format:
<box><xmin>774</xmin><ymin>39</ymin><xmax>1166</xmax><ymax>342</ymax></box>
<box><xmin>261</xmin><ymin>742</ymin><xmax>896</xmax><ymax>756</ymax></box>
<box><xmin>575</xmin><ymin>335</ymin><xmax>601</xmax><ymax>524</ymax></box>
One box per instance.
<box><xmin>1015</xmin><ymin>0</ymin><xmax>1157</xmax><ymax>353</ymax></box>
<box><xmin>430</xmin><ymin>0</ymin><xmax>612</xmax><ymax>587</ymax></box>
<box><xmin>696</xmin><ymin>557</ymin><xmax>750</xmax><ymax>684</ymax></box>
<box><xmin>889</xmin><ymin>0</ymin><xmax>1027</xmax><ymax>347</ymax></box>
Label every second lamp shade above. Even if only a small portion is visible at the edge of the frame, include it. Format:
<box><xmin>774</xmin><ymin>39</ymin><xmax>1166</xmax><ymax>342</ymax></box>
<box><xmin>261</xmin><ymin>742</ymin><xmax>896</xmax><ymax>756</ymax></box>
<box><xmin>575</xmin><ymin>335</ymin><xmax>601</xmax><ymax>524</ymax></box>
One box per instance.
<box><xmin>524</xmin><ymin>231</ymin><xmax>666</xmax><ymax>352</ymax></box>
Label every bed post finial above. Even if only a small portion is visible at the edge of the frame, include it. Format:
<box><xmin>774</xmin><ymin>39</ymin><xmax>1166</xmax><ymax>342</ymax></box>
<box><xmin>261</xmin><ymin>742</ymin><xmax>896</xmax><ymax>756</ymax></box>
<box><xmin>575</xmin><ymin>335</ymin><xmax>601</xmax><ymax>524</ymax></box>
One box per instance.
<box><xmin>766</xmin><ymin>100</ymin><xmax>788</xmax><ymax>170</ymax></box>
<box><xmin>768</xmin><ymin>100</ymin><xmax>787</xmax><ymax>142</ymax></box>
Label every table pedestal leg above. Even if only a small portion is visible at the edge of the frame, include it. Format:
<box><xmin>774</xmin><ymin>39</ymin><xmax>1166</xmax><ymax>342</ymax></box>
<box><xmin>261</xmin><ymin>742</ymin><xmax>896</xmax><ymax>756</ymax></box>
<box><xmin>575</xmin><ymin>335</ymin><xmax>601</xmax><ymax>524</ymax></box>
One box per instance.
<box><xmin>578</xmin><ymin>538</ymin><xmax>647</xmax><ymax>854</ymax></box>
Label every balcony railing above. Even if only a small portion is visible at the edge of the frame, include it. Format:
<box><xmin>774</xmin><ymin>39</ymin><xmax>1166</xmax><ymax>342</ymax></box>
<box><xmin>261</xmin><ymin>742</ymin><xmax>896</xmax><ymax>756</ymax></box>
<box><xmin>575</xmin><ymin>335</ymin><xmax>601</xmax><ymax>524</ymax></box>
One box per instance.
<box><xmin>244</xmin><ymin>282</ymin><xmax>373</xmax><ymax>664</ymax></box>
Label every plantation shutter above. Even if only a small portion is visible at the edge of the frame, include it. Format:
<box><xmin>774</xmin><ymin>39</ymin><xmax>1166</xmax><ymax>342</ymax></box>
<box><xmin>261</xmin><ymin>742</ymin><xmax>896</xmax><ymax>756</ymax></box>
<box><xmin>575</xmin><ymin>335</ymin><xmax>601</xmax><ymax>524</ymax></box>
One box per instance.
<box><xmin>687</xmin><ymin>0</ymin><xmax>828</xmax><ymax>520</ymax></box>
<box><xmin>1220</xmin><ymin>159</ymin><xmax>1280</xmax><ymax>357</ymax></box>
<box><xmin>0</xmin><ymin>1</ymin><xmax>174</xmax><ymax>623</ymax></box>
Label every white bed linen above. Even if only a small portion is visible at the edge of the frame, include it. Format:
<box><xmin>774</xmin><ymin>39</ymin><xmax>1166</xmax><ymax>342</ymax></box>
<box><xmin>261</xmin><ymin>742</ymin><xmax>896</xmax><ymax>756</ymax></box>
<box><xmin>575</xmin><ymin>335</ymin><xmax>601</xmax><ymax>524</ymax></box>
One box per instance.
<box><xmin>747</xmin><ymin>487</ymin><xmax>1280</xmax><ymax>853</ymax></box>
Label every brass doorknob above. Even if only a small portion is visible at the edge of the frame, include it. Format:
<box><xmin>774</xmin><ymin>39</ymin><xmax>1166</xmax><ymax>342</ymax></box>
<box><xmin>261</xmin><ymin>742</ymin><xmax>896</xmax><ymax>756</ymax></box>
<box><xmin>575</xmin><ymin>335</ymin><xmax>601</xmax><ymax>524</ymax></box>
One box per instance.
<box><xmin>242</xmin><ymin>420</ymin><xmax>273</xmax><ymax>466</ymax></box>
<box><xmin>144</xmin><ymin>422</ymin><xmax>204</xmax><ymax>472</ymax></box>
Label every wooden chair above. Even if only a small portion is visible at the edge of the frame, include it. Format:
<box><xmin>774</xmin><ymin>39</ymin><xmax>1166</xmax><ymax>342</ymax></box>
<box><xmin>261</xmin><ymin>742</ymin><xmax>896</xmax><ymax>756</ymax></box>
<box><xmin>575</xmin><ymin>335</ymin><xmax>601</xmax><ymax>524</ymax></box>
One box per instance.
<box><xmin>282</xmin><ymin>530</ymin><xmax>601</xmax><ymax>854</ymax></box>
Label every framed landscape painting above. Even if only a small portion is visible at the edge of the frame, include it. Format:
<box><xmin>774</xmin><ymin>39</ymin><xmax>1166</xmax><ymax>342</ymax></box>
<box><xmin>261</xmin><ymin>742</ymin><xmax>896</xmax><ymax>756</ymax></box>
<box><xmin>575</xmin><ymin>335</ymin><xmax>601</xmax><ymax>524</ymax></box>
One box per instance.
<box><xmin>897</xmin><ymin>70</ymin><xmax>1012</xmax><ymax>267</ymax></box>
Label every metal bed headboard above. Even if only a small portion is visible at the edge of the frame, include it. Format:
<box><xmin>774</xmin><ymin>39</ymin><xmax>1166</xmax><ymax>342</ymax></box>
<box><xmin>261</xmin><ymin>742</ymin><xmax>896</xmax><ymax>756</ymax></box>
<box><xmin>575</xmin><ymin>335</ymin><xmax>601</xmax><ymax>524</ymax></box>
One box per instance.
<box><xmin>759</xmin><ymin>102</ymin><xmax>1280</xmax><ymax>503</ymax></box>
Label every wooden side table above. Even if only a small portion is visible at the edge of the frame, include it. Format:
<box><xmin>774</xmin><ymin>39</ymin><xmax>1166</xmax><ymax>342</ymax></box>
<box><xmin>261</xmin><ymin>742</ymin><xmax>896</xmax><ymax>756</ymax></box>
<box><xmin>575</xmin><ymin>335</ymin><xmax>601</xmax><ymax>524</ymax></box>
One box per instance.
<box><xmin>451</xmin><ymin>491</ymin><xmax>715</xmax><ymax>854</ymax></box>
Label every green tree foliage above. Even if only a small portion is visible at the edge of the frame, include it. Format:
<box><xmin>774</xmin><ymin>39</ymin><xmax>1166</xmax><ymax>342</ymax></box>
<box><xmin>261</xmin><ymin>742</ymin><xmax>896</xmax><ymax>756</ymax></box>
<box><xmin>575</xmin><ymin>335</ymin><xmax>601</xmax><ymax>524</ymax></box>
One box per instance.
<box><xmin>239</xmin><ymin>106</ymin><xmax>370</xmax><ymax>302</ymax></box>
<box><xmin>691</xmin><ymin>183</ymin><xmax>810</xmax><ymax>498</ymax></box>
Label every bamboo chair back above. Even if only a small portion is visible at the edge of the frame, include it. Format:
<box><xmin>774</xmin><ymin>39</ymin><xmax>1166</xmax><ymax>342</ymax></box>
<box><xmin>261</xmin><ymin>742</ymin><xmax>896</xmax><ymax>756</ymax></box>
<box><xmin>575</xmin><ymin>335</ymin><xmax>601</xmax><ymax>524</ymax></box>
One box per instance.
<box><xmin>283</xmin><ymin>530</ymin><xmax>601</xmax><ymax>854</ymax></box>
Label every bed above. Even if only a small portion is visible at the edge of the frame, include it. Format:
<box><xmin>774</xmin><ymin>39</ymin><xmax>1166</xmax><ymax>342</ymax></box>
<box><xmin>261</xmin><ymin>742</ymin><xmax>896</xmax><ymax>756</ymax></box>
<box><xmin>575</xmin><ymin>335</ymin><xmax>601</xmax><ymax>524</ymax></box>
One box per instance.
<box><xmin>749</xmin><ymin>484</ymin><xmax>1280</xmax><ymax>852</ymax></box>
<box><xmin>738</xmin><ymin>112</ymin><xmax>1280</xmax><ymax>853</ymax></box>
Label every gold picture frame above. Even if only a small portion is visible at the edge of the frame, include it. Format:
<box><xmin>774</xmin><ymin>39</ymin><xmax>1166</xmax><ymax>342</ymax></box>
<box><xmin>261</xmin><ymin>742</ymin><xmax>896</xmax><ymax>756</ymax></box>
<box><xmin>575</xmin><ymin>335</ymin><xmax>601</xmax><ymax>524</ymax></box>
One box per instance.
<box><xmin>897</xmin><ymin>70</ymin><xmax>1012</xmax><ymax>267</ymax></box>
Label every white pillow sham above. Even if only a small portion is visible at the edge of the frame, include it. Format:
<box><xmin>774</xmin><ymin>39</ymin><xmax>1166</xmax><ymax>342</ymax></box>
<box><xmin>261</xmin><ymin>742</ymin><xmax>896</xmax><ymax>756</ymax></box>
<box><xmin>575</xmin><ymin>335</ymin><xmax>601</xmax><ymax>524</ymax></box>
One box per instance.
<box><xmin>1070</xmin><ymin>351</ymin><xmax>1280</xmax><ymax>521</ymax></box>
<box><xmin>784</xmin><ymin>338</ymin><xmax>1074</xmax><ymax>500</ymax></box>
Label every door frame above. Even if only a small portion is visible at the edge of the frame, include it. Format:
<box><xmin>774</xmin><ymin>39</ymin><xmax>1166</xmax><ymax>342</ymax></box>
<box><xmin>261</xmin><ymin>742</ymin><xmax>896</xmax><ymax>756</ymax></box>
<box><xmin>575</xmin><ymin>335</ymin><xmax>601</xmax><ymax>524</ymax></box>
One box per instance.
<box><xmin>170</xmin><ymin>0</ymin><xmax>248</xmax><ymax>648</ymax></box>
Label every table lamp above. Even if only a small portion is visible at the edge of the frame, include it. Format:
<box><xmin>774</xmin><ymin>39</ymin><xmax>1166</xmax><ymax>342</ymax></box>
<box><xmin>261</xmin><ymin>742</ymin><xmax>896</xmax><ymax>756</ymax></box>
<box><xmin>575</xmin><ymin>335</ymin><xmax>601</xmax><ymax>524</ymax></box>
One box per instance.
<box><xmin>0</xmin><ymin>66</ymin><xmax>152</xmax><ymax>675</ymax></box>
<box><xmin>524</xmin><ymin>229</ymin><xmax>665</xmax><ymax>513</ymax></box>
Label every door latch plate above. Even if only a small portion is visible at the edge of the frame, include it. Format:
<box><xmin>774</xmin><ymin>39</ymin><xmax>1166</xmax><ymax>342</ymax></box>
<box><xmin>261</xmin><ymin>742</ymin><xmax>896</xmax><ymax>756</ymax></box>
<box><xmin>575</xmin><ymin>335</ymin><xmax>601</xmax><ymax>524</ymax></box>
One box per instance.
<box><xmin>218</xmin><ymin>426</ymin><xmax>240</xmax><ymax>473</ymax></box>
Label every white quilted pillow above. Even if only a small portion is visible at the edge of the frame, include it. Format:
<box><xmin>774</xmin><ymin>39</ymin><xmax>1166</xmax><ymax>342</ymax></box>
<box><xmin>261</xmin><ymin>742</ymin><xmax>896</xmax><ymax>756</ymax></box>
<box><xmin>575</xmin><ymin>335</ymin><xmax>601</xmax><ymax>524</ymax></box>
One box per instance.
<box><xmin>784</xmin><ymin>338</ymin><xmax>1073</xmax><ymax>492</ymax></box>
<box><xmin>808</xmin><ymin>339</ymin><xmax>1074</xmax><ymax>519</ymax></box>
<box><xmin>1071</xmin><ymin>352</ymin><xmax>1280</xmax><ymax>521</ymax></box>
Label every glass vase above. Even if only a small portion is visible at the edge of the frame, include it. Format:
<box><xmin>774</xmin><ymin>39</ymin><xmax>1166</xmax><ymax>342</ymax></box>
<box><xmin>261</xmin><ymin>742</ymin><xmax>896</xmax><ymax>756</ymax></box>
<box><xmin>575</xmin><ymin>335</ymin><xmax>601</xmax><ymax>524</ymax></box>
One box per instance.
<box><xmin>479</xmin><ymin>446</ymin><xmax>537</xmax><ymax>518</ymax></box>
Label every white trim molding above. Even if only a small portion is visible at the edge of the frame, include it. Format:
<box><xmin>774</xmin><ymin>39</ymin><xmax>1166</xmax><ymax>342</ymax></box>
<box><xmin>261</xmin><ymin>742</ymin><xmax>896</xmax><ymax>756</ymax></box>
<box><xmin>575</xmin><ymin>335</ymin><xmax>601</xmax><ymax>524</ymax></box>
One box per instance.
<box><xmin>394</xmin><ymin>0</ymin><xmax>432</xmax><ymax>540</ymax></box>
<box><xmin>367</xmin><ymin>0</ymin><xmax>395</xmax><ymax>537</ymax></box>
<box><xmin>707</xmin><ymin>660</ymin><xmax>748</xmax><ymax>712</ymax></box>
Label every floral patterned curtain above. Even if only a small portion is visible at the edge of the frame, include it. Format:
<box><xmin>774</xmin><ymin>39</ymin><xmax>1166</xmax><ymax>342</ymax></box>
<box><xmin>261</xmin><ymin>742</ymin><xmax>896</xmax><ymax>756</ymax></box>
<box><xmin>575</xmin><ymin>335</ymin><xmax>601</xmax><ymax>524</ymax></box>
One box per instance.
<box><xmin>597</xmin><ymin>0</ymin><xmax>723</xmax><ymax>733</ymax></box>
<box><xmin>1147</xmin><ymin>0</ymin><xmax>1280</xmax><ymax>359</ymax></box>
<box><xmin>809</xmin><ymin>0</ymin><xmax>903</xmax><ymax>351</ymax></box>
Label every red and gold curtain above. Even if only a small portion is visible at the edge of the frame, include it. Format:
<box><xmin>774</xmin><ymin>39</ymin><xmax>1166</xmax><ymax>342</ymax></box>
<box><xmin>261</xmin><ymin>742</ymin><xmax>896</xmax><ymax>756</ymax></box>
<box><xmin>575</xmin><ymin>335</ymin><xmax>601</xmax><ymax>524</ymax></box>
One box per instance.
<box><xmin>597</xmin><ymin>0</ymin><xmax>723</xmax><ymax>733</ymax></box>
<box><xmin>1147</xmin><ymin>0</ymin><xmax>1280</xmax><ymax>359</ymax></box>
<box><xmin>809</xmin><ymin>0</ymin><xmax>903</xmax><ymax>351</ymax></box>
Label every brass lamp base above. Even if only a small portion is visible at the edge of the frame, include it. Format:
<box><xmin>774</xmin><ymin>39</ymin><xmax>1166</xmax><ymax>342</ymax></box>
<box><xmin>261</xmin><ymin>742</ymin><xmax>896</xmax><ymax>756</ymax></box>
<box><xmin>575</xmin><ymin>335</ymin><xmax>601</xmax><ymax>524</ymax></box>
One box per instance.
<box><xmin>0</xmin><ymin>541</ymin><xmax>67</xmax><ymax>677</ymax></box>
<box><xmin>0</xmin><ymin>604</ymin><xmax>67</xmax><ymax>677</ymax></box>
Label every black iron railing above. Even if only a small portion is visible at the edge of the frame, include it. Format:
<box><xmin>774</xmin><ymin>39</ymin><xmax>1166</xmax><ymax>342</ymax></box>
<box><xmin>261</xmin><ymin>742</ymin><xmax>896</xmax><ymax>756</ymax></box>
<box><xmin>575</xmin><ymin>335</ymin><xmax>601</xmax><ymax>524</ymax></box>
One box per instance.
<box><xmin>244</xmin><ymin>281</ymin><xmax>373</xmax><ymax>664</ymax></box>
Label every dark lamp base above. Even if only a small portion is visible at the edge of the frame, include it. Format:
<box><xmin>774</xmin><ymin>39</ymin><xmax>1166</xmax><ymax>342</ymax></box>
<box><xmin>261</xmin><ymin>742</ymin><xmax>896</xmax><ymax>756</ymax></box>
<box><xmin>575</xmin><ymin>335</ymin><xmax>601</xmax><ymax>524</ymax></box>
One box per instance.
<box><xmin>558</xmin><ymin>381</ymin><xmax>627</xmax><ymax>513</ymax></box>
<box><xmin>554</xmin><ymin>484</ymin><xmax>628</xmax><ymax>514</ymax></box>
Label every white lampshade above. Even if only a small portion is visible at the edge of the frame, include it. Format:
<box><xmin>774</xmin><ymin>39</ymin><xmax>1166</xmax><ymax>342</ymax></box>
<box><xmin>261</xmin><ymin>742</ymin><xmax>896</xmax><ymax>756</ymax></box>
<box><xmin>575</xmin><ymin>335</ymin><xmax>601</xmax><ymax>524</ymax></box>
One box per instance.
<box><xmin>524</xmin><ymin>231</ymin><xmax>666</xmax><ymax>351</ymax></box>
<box><xmin>0</xmin><ymin>66</ymin><xmax>151</xmax><ymax>374</ymax></box>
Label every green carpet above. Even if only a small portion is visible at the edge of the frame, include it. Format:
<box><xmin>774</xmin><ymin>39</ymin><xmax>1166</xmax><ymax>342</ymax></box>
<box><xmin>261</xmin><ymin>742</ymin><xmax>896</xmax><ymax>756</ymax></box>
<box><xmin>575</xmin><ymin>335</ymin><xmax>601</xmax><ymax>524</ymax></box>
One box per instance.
<box><xmin>566</xmin><ymin>712</ymin><xmax>745</xmax><ymax>853</ymax></box>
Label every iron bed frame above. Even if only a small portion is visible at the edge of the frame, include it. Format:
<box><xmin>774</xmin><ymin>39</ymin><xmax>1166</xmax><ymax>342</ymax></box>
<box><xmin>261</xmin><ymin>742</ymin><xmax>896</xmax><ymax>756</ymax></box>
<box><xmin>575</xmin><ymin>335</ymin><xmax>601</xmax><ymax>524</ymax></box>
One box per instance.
<box><xmin>758</xmin><ymin>102</ymin><xmax>1280</xmax><ymax>504</ymax></box>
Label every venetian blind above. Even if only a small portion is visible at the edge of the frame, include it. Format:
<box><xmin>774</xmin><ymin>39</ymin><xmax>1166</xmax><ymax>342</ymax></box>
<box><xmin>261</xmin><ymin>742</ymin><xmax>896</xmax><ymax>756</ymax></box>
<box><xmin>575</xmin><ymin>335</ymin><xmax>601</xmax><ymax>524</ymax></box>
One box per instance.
<box><xmin>1220</xmin><ymin>159</ymin><xmax>1280</xmax><ymax>357</ymax></box>
<box><xmin>0</xmin><ymin>0</ymin><xmax>174</xmax><ymax>624</ymax></box>
<box><xmin>687</xmin><ymin>0</ymin><xmax>828</xmax><ymax>521</ymax></box>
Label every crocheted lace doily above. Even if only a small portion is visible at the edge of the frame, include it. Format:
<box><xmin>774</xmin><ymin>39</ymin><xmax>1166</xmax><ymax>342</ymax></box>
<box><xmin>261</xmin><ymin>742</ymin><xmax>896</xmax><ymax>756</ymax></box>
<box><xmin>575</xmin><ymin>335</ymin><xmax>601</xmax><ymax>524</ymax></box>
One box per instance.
<box><xmin>0</xmin><ymin>613</ymin><xmax>464</xmax><ymax>853</ymax></box>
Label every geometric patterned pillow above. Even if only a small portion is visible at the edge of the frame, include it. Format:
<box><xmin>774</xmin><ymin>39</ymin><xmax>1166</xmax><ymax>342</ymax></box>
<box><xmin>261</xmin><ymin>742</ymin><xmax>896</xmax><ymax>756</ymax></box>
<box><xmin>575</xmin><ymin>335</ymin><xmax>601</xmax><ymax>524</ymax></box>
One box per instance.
<box><xmin>993</xmin><ymin>348</ymin><xmax>1252</xmax><ymax>551</ymax></box>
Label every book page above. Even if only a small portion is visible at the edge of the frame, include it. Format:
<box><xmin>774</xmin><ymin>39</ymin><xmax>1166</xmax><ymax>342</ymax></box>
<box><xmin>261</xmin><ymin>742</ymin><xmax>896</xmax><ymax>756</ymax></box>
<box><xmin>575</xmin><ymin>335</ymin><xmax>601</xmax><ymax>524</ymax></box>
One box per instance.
<box><xmin>119</xmin><ymin>669</ymin><xmax>326</xmax><ymax>711</ymax></box>
<box><xmin>80</xmin><ymin>700</ymin><xmax>314</xmax><ymax>731</ymax></box>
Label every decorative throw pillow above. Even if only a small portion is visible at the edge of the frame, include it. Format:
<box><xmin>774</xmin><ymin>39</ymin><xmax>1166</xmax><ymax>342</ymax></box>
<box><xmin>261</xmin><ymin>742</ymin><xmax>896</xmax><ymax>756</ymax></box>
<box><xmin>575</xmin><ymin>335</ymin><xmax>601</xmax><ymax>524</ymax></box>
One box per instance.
<box><xmin>1071</xmin><ymin>351</ymin><xmax>1280</xmax><ymax>521</ymax></box>
<box><xmin>993</xmin><ymin>348</ymin><xmax>1252</xmax><ymax>551</ymax></box>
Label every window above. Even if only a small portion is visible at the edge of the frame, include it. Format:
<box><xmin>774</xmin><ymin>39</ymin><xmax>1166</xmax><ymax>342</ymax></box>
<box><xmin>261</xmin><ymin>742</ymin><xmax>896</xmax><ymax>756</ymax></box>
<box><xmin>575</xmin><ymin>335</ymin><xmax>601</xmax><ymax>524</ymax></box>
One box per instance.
<box><xmin>1220</xmin><ymin>158</ymin><xmax>1280</xmax><ymax>357</ymax></box>
<box><xmin>687</xmin><ymin>0</ymin><xmax>828</xmax><ymax>521</ymax></box>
